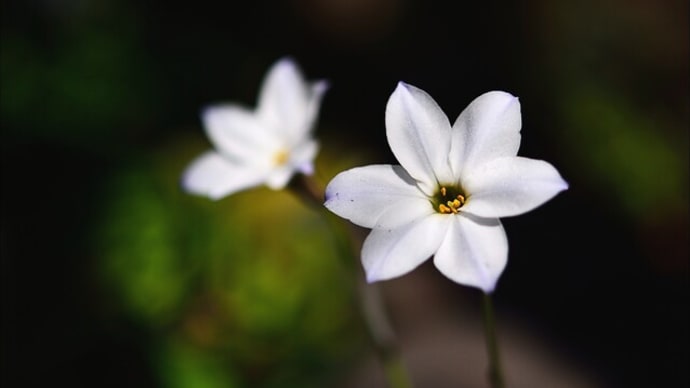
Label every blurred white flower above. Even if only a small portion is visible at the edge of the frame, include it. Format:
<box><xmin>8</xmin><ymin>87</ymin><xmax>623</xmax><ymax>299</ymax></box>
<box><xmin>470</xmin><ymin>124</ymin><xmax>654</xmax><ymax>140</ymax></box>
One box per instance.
<box><xmin>183</xmin><ymin>58</ymin><xmax>328</xmax><ymax>199</ymax></box>
<box><xmin>325</xmin><ymin>82</ymin><xmax>568</xmax><ymax>292</ymax></box>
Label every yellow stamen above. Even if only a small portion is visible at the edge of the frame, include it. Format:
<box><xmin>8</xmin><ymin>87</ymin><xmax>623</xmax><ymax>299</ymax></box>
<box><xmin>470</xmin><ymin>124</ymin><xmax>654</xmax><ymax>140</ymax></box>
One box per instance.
<box><xmin>435</xmin><ymin>185</ymin><xmax>466</xmax><ymax>214</ymax></box>
<box><xmin>439</xmin><ymin>204</ymin><xmax>452</xmax><ymax>214</ymax></box>
<box><xmin>273</xmin><ymin>150</ymin><xmax>289</xmax><ymax>166</ymax></box>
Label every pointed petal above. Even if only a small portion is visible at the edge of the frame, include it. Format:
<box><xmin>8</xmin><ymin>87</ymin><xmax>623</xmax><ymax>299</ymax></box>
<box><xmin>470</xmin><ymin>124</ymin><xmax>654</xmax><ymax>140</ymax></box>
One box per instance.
<box><xmin>433</xmin><ymin>214</ymin><xmax>508</xmax><ymax>293</ymax></box>
<box><xmin>297</xmin><ymin>80</ymin><xmax>329</xmax><ymax>141</ymax></box>
<box><xmin>182</xmin><ymin>151</ymin><xmax>266</xmax><ymax>200</ymax></box>
<box><xmin>265</xmin><ymin>165</ymin><xmax>293</xmax><ymax>190</ymax></box>
<box><xmin>450</xmin><ymin>91</ymin><xmax>522</xmax><ymax>176</ymax></box>
<box><xmin>363</xmin><ymin>214</ymin><xmax>449</xmax><ymax>282</ymax></box>
<box><xmin>386</xmin><ymin>82</ymin><xmax>453</xmax><ymax>194</ymax></box>
<box><xmin>289</xmin><ymin>139</ymin><xmax>319</xmax><ymax>175</ymax></box>
<box><xmin>324</xmin><ymin>165</ymin><xmax>432</xmax><ymax>229</ymax></box>
<box><xmin>461</xmin><ymin>156</ymin><xmax>568</xmax><ymax>218</ymax></box>
<box><xmin>256</xmin><ymin>58</ymin><xmax>324</xmax><ymax>141</ymax></box>
<box><xmin>202</xmin><ymin>105</ymin><xmax>277</xmax><ymax>165</ymax></box>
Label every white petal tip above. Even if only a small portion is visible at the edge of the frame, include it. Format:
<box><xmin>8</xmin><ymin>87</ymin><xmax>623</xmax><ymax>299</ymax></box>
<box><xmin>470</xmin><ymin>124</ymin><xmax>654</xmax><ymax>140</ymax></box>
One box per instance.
<box><xmin>473</xmin><ymin>91</ymin><xmax>521</xmax><ymax>118</ymax></box>
<box><xmin>298</xmin><ymin>164</ymin><xmax>314</xmax><ymax>176</ymax></box>
<box><xmin>181</xmin><ymin>177</ymin><xmax>222</xmax><ymax>201</ymax></box>
<box><xmin>313</xmin><ymin>80</ymin><xmax>330</xmax><ymax>94</ymax></box>
<box><xmin>484</xmin><ymin>90</ymin><xmax>518</xmax><ymax>100</ymax></box>
<box><xmin>181</xmin><ymin>170</ymin><xmax>228</xmax><ymax>201</ymax></box>
<box><xmin>274</xmin><ymin>56</ymin><xmax>297</xmax><ymax>69</ymax></box>
<box><xmin>206</xmin><ymin>193</ymin><xmax>225</xmax><ymax>201</ymax></box>
<box><xmin>552</xmin><ymin>174</ymin><xmax>570</xmax><ymax>194</ymax></box>
<box><xmin>200</xmin><ymin>104</ymin><xmax>226</xmax><ymax>119</ymax></box>
<box><xmin>394</xmin><ymin>82</ymin><xmax>422</xmax><ymax>98</ymax></box>
<box><xmin>265</xmin><ymin>180</ymin><xmax>288</xmax><ymax>190</ymax></box>
<box><xmin>394</xmin><ymin>81</ymin><xmax>415</xmax><ymax>93</ymax></box>
<box><xmin>365</xmin><ymin>271</ymin><xmax>383</xmax><ymax>284</ymax></box>
<box><xmin>560</xmin><ymin>179</ymin><xmax>570</xmax><ymax>191</ymax></box>
<box><xmin>438</xmin><ymin>267</ymin><xmax>499</xmax><ymax>293</ymax></box>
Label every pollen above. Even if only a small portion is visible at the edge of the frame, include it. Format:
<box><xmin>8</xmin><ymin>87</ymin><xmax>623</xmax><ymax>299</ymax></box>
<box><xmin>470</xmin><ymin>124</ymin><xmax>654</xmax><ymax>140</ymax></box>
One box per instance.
<box><xmin>434</xmin><ymin>186</ymin><xmax>466</xmax><ymax>214</ymax></box>
<box><xmin>439</xmin><ymin>204</ymin><xmax>453</xmax><ymax>213</ymax></box>
<box><xmin>273</xmin><ymin>149</ymin><xmax>289</xmax><ymax>166</ymax></box>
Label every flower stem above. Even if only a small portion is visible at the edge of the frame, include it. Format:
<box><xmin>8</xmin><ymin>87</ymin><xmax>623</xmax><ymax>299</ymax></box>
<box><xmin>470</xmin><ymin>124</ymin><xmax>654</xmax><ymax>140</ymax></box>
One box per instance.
<box><xmin>287</xmin><ymin>173</ymin><xmax>326</xmax><ymax>210</ymax></box>
<box><xmin>357</xmin><ymin>278</ymin><xmax>413</xmax><ymax>388</ymax></box>
<box><xmin>482</xmin><ymin>292</ymin><xmax>505</xmax><ymax>388</ymax></box>
<box><xmin>289</xmin><ymin>173</ymin><xmax>414</xmax><ymax>388</ymax></box>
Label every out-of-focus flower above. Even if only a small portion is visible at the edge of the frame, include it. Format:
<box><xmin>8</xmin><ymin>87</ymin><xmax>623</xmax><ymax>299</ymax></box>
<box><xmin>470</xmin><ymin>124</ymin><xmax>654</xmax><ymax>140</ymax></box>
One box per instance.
<box><xmin>183</xmin><ymin>58</ymin><xmax>328</xmax><ymax>199</ymax></box>
<box><xmin>325</xmin><ymin>82</ymin><xmax>568</xmax><ymax>292</ymax></box>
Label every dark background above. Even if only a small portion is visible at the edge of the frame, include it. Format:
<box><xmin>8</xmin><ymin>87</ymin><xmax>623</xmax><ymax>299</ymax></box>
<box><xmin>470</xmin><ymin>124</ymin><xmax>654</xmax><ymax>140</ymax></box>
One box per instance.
<box><xmin>2</xmin><ymin>0</ymin><xmax>688</xmax><ymax>387</ymax></box>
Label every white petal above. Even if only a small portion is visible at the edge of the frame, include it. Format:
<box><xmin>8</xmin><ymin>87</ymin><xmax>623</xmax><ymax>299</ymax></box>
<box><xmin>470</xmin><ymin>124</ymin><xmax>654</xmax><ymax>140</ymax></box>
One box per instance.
<box><xmin>433</xmin><ymin>214</ymin><xmax>508</xmax><ymax>293</ymax></box>
<box><xmin>256</xmin><ymin>58</ymin><xmax>324</xmax><ymax>142</ymax></box>
<box><xmin>461</xmin><ymin>156</ymin><xmax>568</xmax><ymax>218</ymax></box>
<box><xmin>202</xmin><ymin>105</ymin><xmax>277</xmax><ymax>165</ymax></box>
<box><xmin>324</xmin><ymin>165</ymin><xmax>431</xmax><ymax>229</ymax></box>
<box><xmin>386</xmin><ymin>82</ymin><xmax>454</xmax><ymax>194</ymax></box>
<box><xmin>182</xmin><ymin>151</ymin><xmax>266</xmax><ymax>200</ymax></box>
<box><xmin>450</xmin><ymin>91</ymin><xmax>522</xmax><ymax>176</ymax></box>
<box><xmin>296</xmin><ymin>80</ymin><xmax>329</xmax><ymax>142</ymax></box>
<box><xmin>265</xmin><ymin>166</ymin><xmax>293</xmax><ymax>190</ymax></box>
<box><xmin>289</xmin><ymin>139</ymin><xmax>319</xmax><ymax>175</ymax></box>
<box><xmin>362</xmin><ymin>214</ymin><xmax>449</xmax><ymax>283</ymax></box>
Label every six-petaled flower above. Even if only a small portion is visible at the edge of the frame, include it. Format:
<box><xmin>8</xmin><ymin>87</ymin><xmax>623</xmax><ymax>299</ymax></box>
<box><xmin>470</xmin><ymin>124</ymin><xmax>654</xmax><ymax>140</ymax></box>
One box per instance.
<box><xmin>183</xmin><ymin>58</ymin><xmax>328</xmax><ymax>200</ymax></box>
<box><xmin>324</xmin><ymin>82</ymin><xmax>568</xmax><ymax>292</ymax></box>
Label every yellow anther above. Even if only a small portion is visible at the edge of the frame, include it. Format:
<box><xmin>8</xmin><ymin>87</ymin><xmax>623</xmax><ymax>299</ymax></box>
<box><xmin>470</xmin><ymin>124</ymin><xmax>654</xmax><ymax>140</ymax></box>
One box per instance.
<box><xmin>273</xmin><ymin>149</ymin><xmax>289</xmax><ymax>166</ymax></box>
<box><xmin>435</xmin><ymin>185</ymin><xmax>465</xmax><ymax>215</ymax></box>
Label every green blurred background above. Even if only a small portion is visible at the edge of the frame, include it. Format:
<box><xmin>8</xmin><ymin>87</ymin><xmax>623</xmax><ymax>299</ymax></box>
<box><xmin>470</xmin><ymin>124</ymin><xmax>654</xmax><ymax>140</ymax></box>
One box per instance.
<box><xmin>1</xmin><ymin>0</ymin><xmax>687</xmax><ymax>387</ymax></box>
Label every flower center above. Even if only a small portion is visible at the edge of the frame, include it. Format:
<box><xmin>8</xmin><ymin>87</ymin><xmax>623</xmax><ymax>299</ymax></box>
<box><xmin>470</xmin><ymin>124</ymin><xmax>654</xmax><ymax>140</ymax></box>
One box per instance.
<box><xmin>432</xmin><ymin>185</ymin><xmax>466</xmax><ymax>214</ymax></box>
<box><xmin>273</xmin><ymin>149</ymin><xmax>289</xmax><ymax>166</ymax></box>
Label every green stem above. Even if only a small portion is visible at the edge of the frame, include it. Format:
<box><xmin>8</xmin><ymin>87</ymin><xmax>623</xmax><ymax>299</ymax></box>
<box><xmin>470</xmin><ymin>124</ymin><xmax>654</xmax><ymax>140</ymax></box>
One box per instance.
<box><xmin>357</xmin><ymin>279</ymin><xmax>413</xmax><ymax>388</ymax></box>
<box><xmin>482</xmin><ymin>293</ymin><xmax>505</xmax><ymax>388</ymax></box>
<box><xmin>289</xmin><ymin>173</ymin><xmax>414</xmax><ymax>388</ymax></box>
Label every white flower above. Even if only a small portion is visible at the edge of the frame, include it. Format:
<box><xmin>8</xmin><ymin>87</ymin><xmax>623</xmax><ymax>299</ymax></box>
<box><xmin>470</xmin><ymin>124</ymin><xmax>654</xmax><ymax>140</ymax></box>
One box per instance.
<box><xmin>324</xmin><ymin>82</ymin><xmax>568</xmax><ymax>292</ymax></box>
<box><xmin>183</xmin><ymin>58</ymin><xmax>328</xmax><ymax>200</ymax></box>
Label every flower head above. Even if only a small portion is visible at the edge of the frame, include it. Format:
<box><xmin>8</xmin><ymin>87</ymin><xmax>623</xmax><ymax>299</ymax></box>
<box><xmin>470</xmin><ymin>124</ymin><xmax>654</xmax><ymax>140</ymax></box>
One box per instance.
<box><xmin>183</xmin><ymin>58</ymin><xmax>328</xmax><ymax>199</ymax></box>
<box><xmin>324</xmin><ymin>82</ymin><xmax>568</xmax><ymax>292</ymax></box>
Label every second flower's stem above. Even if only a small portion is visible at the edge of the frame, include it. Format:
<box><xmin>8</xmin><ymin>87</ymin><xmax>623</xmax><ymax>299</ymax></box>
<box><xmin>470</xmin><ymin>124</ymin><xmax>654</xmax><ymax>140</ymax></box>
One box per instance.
<box><xmin>482</xmin><ymin>292</ymin><xmax>505</xmax><ymax>388</ymax></box>
<box><xmin>289</xmin><ymin>174</ymin><xmax>414</xmax><ymax>388</ymax></box>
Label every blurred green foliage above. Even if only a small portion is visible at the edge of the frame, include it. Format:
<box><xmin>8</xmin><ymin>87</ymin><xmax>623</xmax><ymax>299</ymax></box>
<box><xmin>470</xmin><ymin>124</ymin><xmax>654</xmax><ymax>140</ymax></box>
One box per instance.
<box><xmin>561</xmin><ymin>84</ymin><xmax>687</xmax><ymax>219</ymax></box>
<box><xmin>0</xmin><ymin>1</ymin><xmax>160</xmax><ymax>148</ymax></box>
<box><xmin>157</xmin><ymin>338</ymin><xmax>241</xmax><ymax>388</ymax></box>
<box><xmin>97</xmin><ymin>137</ymin><xmax>364</xmax><ymax>387</ymax></box>
<box><xmin>537</xmin><ymin>0</ymin><xmax>689</xmax><ymax>223</ymax></box>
